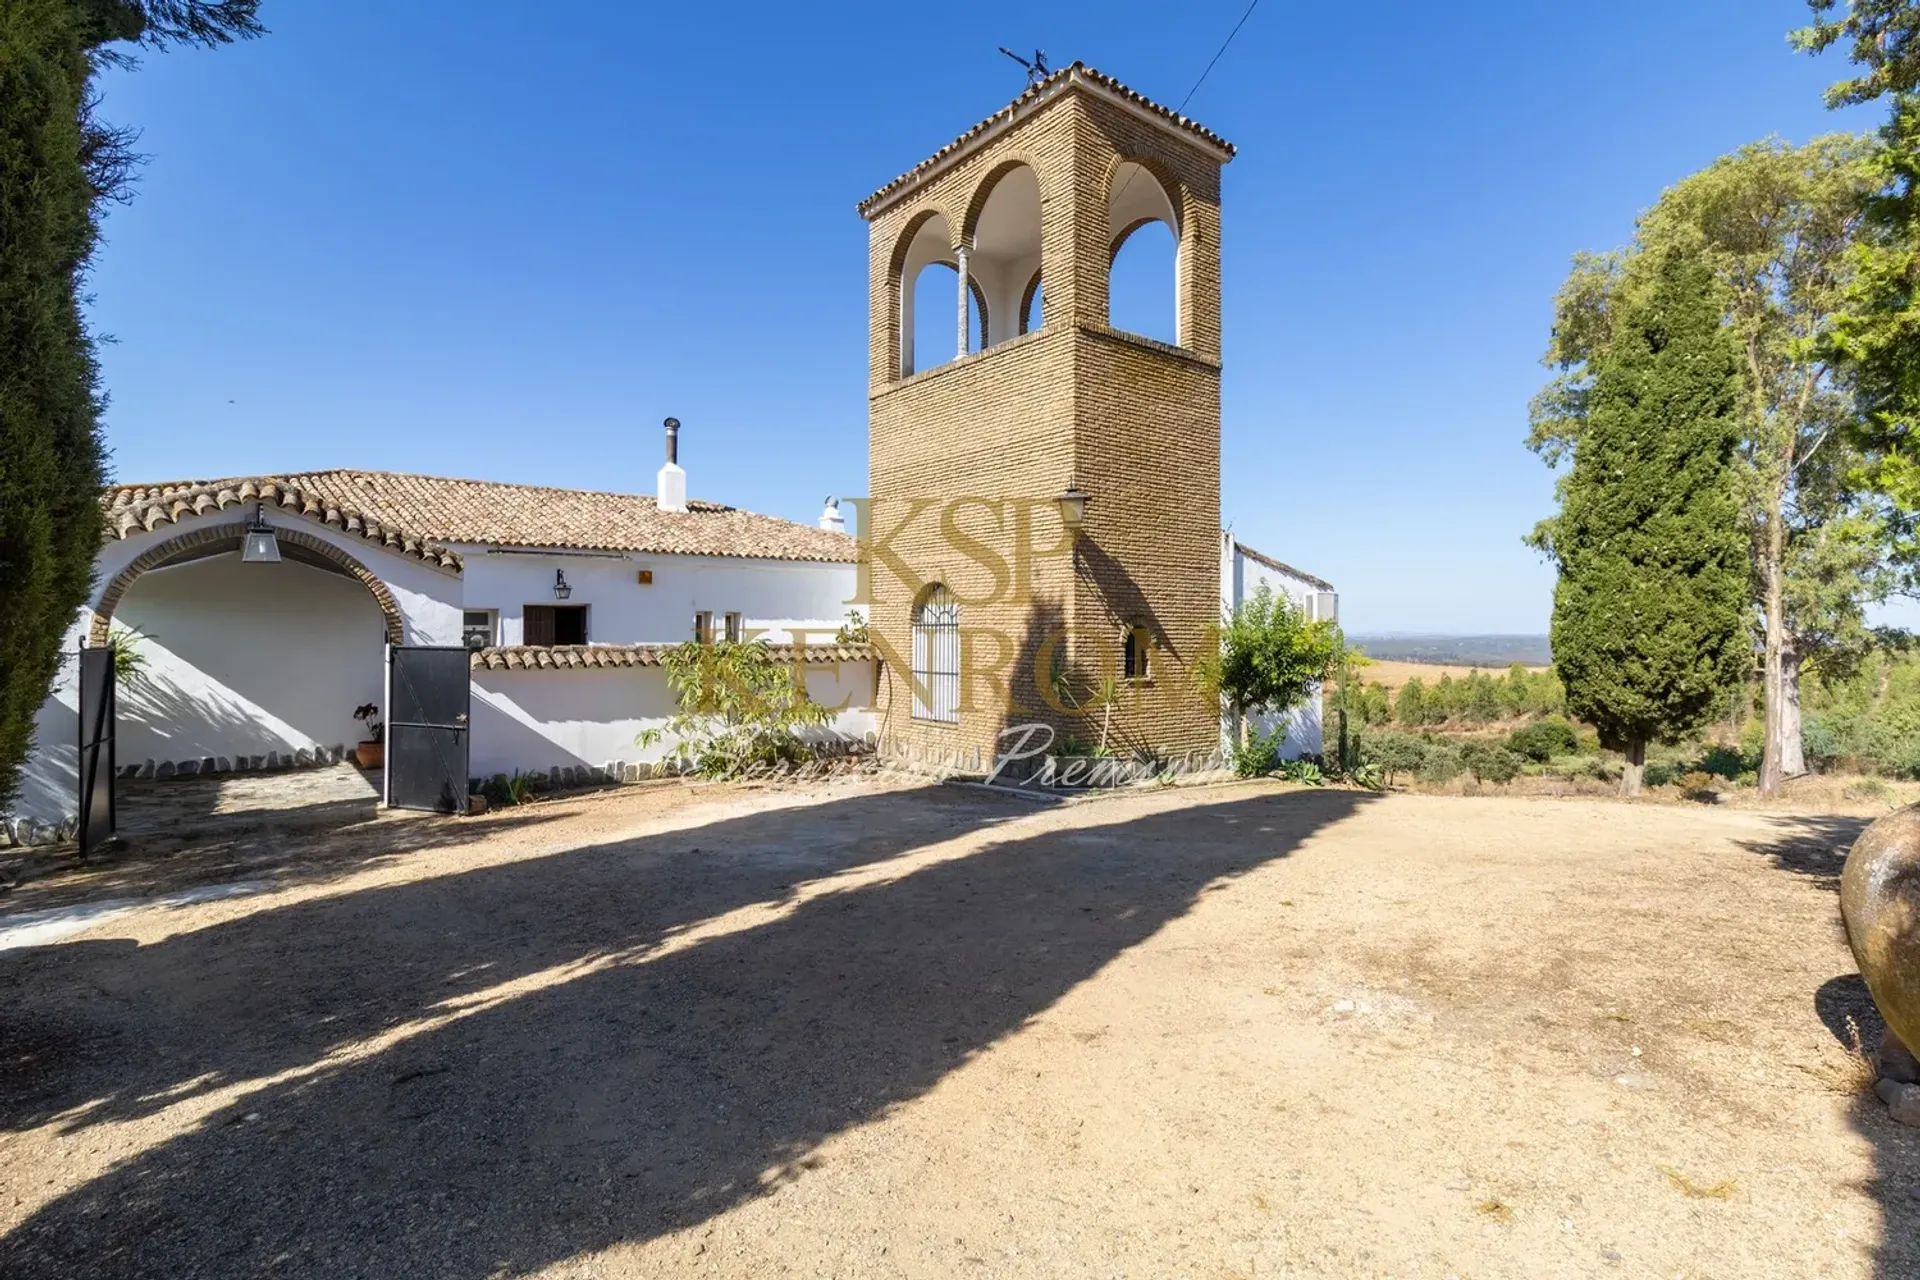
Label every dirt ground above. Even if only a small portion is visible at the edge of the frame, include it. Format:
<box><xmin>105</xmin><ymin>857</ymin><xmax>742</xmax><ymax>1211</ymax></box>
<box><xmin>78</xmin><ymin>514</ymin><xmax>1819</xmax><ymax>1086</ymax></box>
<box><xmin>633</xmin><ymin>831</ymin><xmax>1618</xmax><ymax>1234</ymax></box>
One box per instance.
<box><xmin>0</xmin><ymin>775</ymin><xmax>1913</xmax><ymax>1278</ymax></box>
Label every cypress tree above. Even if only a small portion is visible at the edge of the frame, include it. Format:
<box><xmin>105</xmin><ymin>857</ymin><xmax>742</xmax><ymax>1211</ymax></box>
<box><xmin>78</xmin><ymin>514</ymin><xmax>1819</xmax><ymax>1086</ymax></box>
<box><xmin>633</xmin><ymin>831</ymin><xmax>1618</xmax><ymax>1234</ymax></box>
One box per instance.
<box><xmin>0</xmin><ymin>0</ymin><xmax>107</xmax><ymax>811</ymax></box>
<box><xmin>1545</xmin><ymin>250</ymin><xmax>1749</xmax><ymax>795</ymax></box>
<box><xmin>0</xmin><ymin>1</ymin><xmax>260</xmax><ymax>810</ymax></box>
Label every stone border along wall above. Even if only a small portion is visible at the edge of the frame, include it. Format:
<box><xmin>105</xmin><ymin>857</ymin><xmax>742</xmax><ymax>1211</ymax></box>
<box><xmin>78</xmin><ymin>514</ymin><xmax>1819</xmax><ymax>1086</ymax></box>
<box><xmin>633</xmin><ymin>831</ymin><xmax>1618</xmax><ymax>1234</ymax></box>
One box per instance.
<box><xmin>124</xmin><ymin>743</ymin><xmax>356</xmax><ymax>782</ymax></box>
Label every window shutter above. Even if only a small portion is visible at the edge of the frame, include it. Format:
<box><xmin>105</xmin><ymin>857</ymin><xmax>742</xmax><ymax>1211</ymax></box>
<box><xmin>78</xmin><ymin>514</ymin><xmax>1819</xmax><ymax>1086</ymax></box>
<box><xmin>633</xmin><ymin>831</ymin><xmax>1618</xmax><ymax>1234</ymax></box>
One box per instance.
<box><xmin>524</xmin><ymin>606</ymin><xmax>555</xmax><ymax>647</ymax></box>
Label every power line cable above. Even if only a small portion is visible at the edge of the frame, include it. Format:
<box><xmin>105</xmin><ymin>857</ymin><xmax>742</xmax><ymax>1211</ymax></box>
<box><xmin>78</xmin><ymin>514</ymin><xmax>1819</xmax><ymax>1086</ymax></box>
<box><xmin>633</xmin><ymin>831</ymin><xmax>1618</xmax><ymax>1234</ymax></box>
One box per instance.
<box><xmin>1110</xmin><ymin>0</ymin><xmax>1262</xmax><ymax>221</ymax></box>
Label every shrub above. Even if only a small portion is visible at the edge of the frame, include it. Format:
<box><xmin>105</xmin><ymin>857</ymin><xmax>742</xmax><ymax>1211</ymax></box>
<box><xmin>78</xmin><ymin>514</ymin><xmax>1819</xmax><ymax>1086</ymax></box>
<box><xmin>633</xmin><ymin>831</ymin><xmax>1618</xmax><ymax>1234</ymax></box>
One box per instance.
<box><xmin>1801</xmin><ymin>714</ymin><xmax>1843</xmax><ymax>772</ymax></box>
<box><xmin>1644</xmin><ymin>762</ymin><xmax>1676</xmax><ymax>788</ymax></box>
<box><xmin>1360</xmin><ymin>731</ymin><xmax>1428</xmax><ymax>785</ymax></box>
<box><xmin>1699</xmin><ymin>745</ymin><xmax>1752</xmax><ymax>780</ymax></box>
<box><xmin>1461</xmin><ymin>740</ymin><xmax>1523</xmax><ymax>784</ymax></box>
<box><xmin>1227</xmin><ymin>730</ymin><xmax>1278</xmax><ymax>778</ymax></box>
<box><xmin>1507</xmin><ymin>717</ymin><xmax>1580</xmax><ymax>763</ymax></box>
<box><xmin>640</xmin><ymin>641</ymin><xmax>834</xmax><ymax>778</ymax></box>
<box><xmin>1418</xmin><ymin>742</ymin><xmax>1465</xmax><ymax>783</ymax></box>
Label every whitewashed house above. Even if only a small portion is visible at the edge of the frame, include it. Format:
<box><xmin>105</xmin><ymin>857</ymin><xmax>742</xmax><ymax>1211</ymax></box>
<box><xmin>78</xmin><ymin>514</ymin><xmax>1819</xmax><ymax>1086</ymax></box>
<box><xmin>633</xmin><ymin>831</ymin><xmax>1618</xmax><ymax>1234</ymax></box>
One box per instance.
<box><xmin>1220</xmin><ymin>534</ymin><xmax>1338</xmax><ymax>761</ymax></box>
<box><xmin>12</xmin><ymin>425</ymin><xmax>872</xmax><ymax>825</ymax></box>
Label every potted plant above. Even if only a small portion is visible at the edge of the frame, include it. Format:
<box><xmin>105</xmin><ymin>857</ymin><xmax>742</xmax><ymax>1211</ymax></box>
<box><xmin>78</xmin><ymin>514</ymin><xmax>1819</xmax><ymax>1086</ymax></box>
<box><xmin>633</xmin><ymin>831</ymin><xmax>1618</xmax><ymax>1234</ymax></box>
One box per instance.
<box><xmin>353</xmin><ymin>703</ymin><xmax>384</xmax><ymax>770</ymax></box>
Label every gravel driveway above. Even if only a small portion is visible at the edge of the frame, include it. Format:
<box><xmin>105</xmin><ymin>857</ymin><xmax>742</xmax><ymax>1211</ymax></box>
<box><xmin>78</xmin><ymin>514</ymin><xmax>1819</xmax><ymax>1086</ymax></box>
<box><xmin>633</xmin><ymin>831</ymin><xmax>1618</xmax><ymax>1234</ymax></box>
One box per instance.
<box><xmin>0</xmin><ymin>776</ymin><xmax>1912</xmax><ymax>1277</ymax></box>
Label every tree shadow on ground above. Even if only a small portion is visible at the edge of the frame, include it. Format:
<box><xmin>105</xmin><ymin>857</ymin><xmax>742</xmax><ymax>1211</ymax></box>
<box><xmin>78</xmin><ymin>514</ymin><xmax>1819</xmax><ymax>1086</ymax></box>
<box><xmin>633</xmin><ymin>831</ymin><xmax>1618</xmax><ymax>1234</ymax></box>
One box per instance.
<box><xmin>1732</xmin><ymin>813</ymin><xmax>1872</xmax><ymax>892</ymax></box>
<box><xmin>0</xmin><ymin>785</ymin><xmax>1369</xmax><ymax>1277</ymax></box>
<box><xmin>1813</xmin><ymin>974</ymin><xmax>1920</xmax><ymax>1279</ymax></box>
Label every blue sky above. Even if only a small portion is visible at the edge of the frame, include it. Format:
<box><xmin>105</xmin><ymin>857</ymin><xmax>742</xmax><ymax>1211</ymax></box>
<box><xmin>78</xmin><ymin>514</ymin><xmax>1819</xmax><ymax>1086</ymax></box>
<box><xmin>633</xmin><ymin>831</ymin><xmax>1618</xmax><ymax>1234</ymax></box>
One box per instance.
<box><xmin>87</xmin><ymin>0</ymin><xmax>1878</xmax><ymax>633</ymax></box>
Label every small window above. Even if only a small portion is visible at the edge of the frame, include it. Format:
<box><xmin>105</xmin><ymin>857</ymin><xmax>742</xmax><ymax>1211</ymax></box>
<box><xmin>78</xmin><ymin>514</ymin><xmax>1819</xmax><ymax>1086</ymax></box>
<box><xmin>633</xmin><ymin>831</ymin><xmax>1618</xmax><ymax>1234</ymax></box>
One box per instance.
<box><xmin>525</xmin><ymin>605</ymin><xmax>588</xmax><ymax>646</ymax></box>
<box><xmin>724</xmin><ymin>611</ymin><xmax>743</xmax><ymax>643</ymax></box>
<box><xmin>910</xmin><ymin>585</ymin><xmax>960</xmax><ymax>723</ymax></box>
<box><xmin>693</xmin><ymin>611</ymin><xmax>713</xmax><ymax>644</ymax></box>
<box><xmin>462</xmin><ymin>610</ymin><xmax>497</xmax><ymax>650</ymax></box>
<box><xmin>1123</xmin><ymin>627</ymin><xmax>1150</xmax><ymax>681</ymax></box>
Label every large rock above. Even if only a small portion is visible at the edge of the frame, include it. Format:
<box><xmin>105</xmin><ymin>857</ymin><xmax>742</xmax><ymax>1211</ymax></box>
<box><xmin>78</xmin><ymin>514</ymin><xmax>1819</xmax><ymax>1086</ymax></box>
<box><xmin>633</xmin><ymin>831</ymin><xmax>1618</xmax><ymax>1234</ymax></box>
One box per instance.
<box><xmin>1842</xmin><ymin>807</ymin><xmax>1920</xmax><ymax>1073</ymax></box>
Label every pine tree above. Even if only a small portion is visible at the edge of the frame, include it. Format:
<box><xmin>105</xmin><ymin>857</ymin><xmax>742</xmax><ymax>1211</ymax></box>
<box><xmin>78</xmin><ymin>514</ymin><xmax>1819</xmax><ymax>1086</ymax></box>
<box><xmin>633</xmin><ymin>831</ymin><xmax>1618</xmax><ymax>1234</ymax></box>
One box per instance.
<box><xmin>1542</xmin><ymin>250</ymin><xmax>1749</xmax><ymax>795</ymax></box>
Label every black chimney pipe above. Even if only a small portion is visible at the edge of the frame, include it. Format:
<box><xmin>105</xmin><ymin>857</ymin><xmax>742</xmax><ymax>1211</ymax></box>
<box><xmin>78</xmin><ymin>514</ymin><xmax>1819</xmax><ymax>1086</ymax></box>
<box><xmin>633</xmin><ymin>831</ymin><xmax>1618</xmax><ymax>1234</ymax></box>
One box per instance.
<box><xmin>664</xmin><ymin>416</ymin><xmax>680</xmax><ymax>465</ymax></box>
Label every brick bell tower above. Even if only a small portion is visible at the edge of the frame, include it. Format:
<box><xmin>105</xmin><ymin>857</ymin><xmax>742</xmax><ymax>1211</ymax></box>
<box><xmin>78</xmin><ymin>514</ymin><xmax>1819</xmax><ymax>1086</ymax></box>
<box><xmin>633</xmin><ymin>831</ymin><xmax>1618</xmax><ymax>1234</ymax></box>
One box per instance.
<box><xmin>856</xmin><ymin>63</ymin><xmax>1232</xmax><ymax>775</ymax></box>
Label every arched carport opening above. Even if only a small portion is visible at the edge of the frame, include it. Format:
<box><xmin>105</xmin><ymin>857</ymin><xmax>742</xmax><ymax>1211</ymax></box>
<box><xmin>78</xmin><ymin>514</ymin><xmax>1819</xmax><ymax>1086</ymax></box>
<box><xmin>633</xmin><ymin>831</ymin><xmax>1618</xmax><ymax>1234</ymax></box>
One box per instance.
<box><xmin>90</xmin><ymin>521</ymin><xmax>402</xmax><ymax>772</ymax></box>
<box><xmin>1107</xmin><ymin>160</ymin><xmax>1183</xmax><ymax>346</ymax></box>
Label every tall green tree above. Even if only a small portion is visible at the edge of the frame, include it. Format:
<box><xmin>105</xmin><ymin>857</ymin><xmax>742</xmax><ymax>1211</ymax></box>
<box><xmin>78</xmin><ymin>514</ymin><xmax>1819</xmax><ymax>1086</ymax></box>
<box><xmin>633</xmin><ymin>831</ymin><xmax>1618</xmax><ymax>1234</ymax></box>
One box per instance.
<box><xmin>1800</xmin><ymin>5</ymin><xmax>1920</xmax><ymax>566</ymax></box>
<box><xmin>1798</xmin><ymin>1</ymin><xmax>1920</xmax><ymax>106</ymax></box>
<box><xmin>1535</xmin><ymin>250</ymin><xmax>1750</xmax><ymax>796</ymax></box>
<box><xmin>1533</xmin><ymin>137</ymin><xmax>1888</xmax><ymax>795</ymax></box>
<box><xmin>0</xmin><ymin>0</ymin><xmax>259</xmax><ymax>810</ymax></box>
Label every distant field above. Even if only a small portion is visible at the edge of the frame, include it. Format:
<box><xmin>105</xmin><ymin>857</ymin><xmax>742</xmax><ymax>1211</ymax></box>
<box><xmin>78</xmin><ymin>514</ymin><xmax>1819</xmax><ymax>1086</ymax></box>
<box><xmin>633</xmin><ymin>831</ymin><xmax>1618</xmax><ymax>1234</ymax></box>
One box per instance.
<box><xmin>1356</xmin><ymin>658</ymin><xmax>1550</xmax><ymax>697</ymax></box>
<box><xmin>1347</xmin><ymin>634</ymin><xmax>1552</xmax><ymax>667</ymax></box>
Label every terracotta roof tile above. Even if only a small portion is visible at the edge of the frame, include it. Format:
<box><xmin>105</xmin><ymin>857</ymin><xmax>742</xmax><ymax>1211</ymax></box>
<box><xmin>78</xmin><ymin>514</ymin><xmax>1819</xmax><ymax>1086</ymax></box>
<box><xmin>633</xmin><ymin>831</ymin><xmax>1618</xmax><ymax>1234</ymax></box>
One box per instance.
<box><xmin>1234</xmin><ymin>541</ymin><xmax>1334</xmax><ymax>593</ymax></box>
<box><xmin>469</xmin><ymin>643</ymin><xmax>874</xmax><ymax>672</ymax></box>
<box><xmin>103</xmin><ymin>471</ymin><xmax>859</xmax><ymax>569</ymax></box>
<box><xmin>857</xmin><ymin>62</ymin><xmax>1235</xmax><ymax>218</ymax></box>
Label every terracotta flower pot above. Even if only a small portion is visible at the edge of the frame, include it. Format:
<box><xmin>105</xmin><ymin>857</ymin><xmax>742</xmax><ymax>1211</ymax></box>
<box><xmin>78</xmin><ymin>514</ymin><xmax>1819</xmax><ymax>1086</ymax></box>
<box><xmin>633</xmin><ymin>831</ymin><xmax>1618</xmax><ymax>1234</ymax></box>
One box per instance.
<box><xmin>354</xmin><ymin>741</ymin><xmax>384</xmax><ymax>770</ymax></box>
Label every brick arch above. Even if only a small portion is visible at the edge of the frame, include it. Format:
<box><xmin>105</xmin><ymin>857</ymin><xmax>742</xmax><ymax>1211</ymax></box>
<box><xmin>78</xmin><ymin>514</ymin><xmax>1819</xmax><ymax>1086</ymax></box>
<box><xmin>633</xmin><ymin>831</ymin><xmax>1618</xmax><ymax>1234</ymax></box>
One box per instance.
<box><xmin>887</xmin><ymin>203</ymin><xmax>961</xmax><ymax>277</ymax></box>
<box><xmin>958</xmin><ymin>155</ymin><xmax>1045</xmax><ymax>245</ymax></box>
<box><xmin>888</xmin><ymin>204</ymin><xmax>965</xmax><ymax>378</ymax></box>
<box><xmin>1102</xmin><ymin>152</ymin><xmax>1188</xmax><ymax>238</ymax></box>
<box><xmin>1103</xmin><ymin>152</ymin><xmax>1193</xmax><ymax>346</ymax></box>
<box><xmin>89</xmin><ymin>520</ymin><xmax>406</xmax><ymax>647</ymax></box>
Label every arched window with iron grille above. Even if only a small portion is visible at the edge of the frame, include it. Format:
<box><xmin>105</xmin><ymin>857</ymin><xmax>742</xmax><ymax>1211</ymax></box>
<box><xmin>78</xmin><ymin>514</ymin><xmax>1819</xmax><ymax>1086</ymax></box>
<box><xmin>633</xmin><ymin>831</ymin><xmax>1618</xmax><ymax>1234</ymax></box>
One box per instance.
<box><xmin>910</xmin><ymin>584</ymin><xmax>960</xmax><ymax>723</ymax></box>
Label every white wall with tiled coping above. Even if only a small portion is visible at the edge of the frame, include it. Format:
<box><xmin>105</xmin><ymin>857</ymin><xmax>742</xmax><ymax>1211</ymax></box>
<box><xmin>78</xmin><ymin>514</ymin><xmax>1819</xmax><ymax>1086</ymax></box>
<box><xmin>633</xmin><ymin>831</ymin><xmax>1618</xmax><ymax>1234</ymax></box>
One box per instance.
<box><xmin>453</xmin><ymin>544</ymin><xmax>857</xmax><ymax>648</ymax></box>
<box><xmin>1219</xmin><ymin>534</ymin><xmax>1336</xmax><ymax>762</ymax></box>
<box><xmin>9</xmin><ymin>505</ymin><xmax>867</xmax><ymax>830</ymax></box>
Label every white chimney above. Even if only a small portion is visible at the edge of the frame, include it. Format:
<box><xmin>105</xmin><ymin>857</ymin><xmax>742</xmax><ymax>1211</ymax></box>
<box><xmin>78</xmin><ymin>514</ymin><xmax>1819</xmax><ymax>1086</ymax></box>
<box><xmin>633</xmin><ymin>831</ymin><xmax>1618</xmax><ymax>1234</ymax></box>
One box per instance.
<box><xmin>818</xmin><ymin>496</ymin><xmax>845</xmax><ymax>533</ymax></box>
<box><xmin>656</xmin><ymin>416</ymin><xmax>687</xmax><ymax>514</ymax></box>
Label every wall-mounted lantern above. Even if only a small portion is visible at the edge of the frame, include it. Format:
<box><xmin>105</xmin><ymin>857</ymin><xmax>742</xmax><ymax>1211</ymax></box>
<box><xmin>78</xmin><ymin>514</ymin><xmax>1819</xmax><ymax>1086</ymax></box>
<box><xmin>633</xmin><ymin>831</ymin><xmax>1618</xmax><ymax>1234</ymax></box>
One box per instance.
<box><xmin>240</xmin><ymin>503</ymin><xmax>281</xmax><ymax>563</ymax></box>
<box><xmin>1056</xmin><ymin>482</ymin><xmax>1091</xmax><ymax>538</ymax></box>
<box><xmin>553</xmin><ymin>569</ymin><xmax>573</xmax><ymax>600</ymax></box>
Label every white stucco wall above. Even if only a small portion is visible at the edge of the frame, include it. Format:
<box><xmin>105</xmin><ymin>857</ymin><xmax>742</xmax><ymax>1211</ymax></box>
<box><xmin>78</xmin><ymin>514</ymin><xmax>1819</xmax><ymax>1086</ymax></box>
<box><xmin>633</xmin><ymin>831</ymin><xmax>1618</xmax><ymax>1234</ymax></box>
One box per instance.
<box><xmin>470</xmin><ymin>660</ymin><xmax>876</xmax><ymax>780</ymax></box>
<box><xmin>1220</xmin><ymin>534</ymin><xmax>1334</xmax><ymax>761</ymax></box>
<box><xmin>115</xmin><ymin>555</ymin><xmax>388</xmax><ymax>765</ymax></box>
<box><xmin>455</xmin><ymin>548</ymin><xmax>857</xmax><ymax>646</ymax></box>
<box><xmin>7</xmin><ymin>505</ymin><xmax>864</xmax><ymax>827</ymax></box>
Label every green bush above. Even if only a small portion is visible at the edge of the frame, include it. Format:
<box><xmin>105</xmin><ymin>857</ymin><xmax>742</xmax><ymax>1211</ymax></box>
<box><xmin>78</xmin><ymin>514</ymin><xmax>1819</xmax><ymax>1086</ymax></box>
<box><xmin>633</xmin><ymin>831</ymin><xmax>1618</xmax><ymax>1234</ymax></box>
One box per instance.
<box><xmin>638</xmin><ymin>641</ymin><xmax>834</xmax><ymax>778</ymax></box>
<box><xmin>1461</xmin><ymin>741</ymin><xmax>1523</xmax><ymax>784</ymax></box>
<box><xmin>1507</xmin><ymin>717</ymin><xmax>1580</xmax><ymax>762</ymax></box>
<box><xmin>1227</xmin><ymin>731</ymin><xmax>1278</xmax><ymax>778</ymax></box>
<box><xmin>1699</xmin><ymin>745</ymin><xmax>1752</xmax><ymax>780</ymax></box>
<box><xmin>1360</xmin><ymin>731</ymin><xmax>1428</xmax><ymax>784</ymax></box>
<box><xmin>1417</xmin><ymin>742</ymin><xmax>1465</xmax><ymax>783</ymax></box>
<box><xmin>1643</xmin><ymin>761</ymin><xmax>1677</xmax><ymax>788</ymax></box>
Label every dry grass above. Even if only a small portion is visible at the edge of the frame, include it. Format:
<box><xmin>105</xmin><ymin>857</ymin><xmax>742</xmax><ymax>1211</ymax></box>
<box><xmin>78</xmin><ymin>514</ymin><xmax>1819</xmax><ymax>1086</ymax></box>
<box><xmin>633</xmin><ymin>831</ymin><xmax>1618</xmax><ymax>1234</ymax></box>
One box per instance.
<box><xmin>1659</xmin><ymin>1166</ymin><xmax>1739</xmax><ymax>1200</ymax></box>
<box><xmin>1802</xmin><ymin>1016</ymin><xmax>1883</xmax><ymax>1096</ymax></box>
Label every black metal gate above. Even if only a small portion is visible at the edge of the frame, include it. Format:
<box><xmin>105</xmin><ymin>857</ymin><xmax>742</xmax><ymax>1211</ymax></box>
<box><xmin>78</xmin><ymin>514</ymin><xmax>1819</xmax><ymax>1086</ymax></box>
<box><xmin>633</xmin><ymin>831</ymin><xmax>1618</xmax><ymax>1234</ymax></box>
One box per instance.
<box><xmin>77</xmin><ymin>644</ymin><xmax>116</xmax><ymax>855</ymax></box>
<box><xmin>386</xmin><ymin>645</ymin><xmax>470</xmax><ymax>813</ymax></box>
